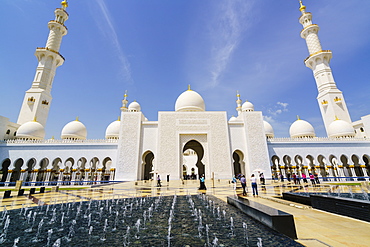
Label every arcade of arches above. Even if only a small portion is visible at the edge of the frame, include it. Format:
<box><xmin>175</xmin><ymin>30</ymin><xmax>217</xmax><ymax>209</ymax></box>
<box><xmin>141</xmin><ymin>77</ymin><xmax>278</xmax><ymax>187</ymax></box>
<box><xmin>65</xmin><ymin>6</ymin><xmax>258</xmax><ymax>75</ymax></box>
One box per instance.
<box><xmin>0</xmin><ymin>156</ymin><xmax>115</xmax><ymax>184</ymax></box>
<box><xmin>271</xmin><ymin>154</ymin><xmax>370</xmax><ymax>180</ymax></box>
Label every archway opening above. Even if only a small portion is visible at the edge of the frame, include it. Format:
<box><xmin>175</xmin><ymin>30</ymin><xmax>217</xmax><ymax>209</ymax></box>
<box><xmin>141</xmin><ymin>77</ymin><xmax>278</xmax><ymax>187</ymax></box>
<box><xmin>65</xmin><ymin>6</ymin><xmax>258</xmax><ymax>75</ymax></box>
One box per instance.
<box><xmin>232</xmin><ymin>151</ymin><xmax>244</xmax><ymax>176</ymax></box>
<box><xmin>142</xmin><ymin>152</ymin><xmax>154</xmax><ymax>180</ymax></box>
<box><xmin>10</xmin><ymin>159</ymin><xmax>24</xmax><ymax>182</ymax></box>
<box><xmin>183</xmin><ymin>140</ymin><xmax>204</xmax><ymax>179</ymax></box>
<box><xmin>1</xmin><ymin>159</ymin><xmax>11</xmax><ymax>183</ymax></box>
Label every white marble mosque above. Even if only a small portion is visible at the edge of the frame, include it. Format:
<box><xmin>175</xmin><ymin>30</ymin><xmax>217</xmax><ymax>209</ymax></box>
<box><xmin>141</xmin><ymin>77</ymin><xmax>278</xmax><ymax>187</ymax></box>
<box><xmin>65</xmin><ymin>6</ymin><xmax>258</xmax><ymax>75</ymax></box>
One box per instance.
<box><xmin>1</xmin><ymin>1</ymin><xmax>370</xmax><ymax>185</ymax></box>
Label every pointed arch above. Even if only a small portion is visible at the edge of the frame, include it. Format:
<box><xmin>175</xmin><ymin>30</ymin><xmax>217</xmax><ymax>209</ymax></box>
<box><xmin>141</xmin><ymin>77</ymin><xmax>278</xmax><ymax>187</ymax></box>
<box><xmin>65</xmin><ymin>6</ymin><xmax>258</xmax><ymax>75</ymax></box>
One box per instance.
<box><xmin>183</xmin><ymin>140</ymin><xmax>205</xmax><ymax>178</ymax></box>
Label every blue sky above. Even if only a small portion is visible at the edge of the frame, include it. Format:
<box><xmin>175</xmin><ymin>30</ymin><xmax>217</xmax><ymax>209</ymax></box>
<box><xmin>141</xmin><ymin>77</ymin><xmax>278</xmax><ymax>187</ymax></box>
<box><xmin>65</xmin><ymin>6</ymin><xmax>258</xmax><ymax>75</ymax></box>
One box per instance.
<box><xmin>1</xmin><ymin>0</ymin><xmax>370</xmax><ymax>139</ymax></box>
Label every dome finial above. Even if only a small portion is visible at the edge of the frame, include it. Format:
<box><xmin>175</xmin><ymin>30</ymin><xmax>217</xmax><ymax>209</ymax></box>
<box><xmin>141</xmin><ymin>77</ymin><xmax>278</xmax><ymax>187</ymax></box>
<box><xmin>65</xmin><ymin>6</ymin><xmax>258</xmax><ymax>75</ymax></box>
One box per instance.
<box><xmin>299</xmin><ymin>0</ymin><xmax>306</xmax><ymax>13</ymax></box>
<box><xmin>76</xmin><ymin>116</ymin><xmax>79</xmax><ymax>122</ymax></box>
<box><xmin>297</xmin><ymin>115</ymin><xmax>301</xmax><ymax>120</ymax></box>
<box><xmin>124</xmin><ymin>90</ymin><xmax>128</xmax><ymax>100</ymax></box>
<box><xmin>118</xmin><ymin>116</ymin><xmax>121</xmax><ymax>121</ymax></box>
<box><xmin>187</xmin><ymin>85</ymin><xmax>192</xmax><ymax>91</ymax></box>
<box><xmin>61</xmin><ymin>0</ymin><xmax>68</xmax><ymax>10</ymax></box>
<box><xmin>335</xmin><ymin>115</ymin><xmax>339</xmax><ymax>121</ymax></box>
<box><xmin>236</xmin><ymin>90</ymin><xmax>240</xmax><ymax>98</ymax></box>
<box><xmin>33</xmin><ymin>117</ymin><xmax>37</xmax><ymax>122</ymax></box>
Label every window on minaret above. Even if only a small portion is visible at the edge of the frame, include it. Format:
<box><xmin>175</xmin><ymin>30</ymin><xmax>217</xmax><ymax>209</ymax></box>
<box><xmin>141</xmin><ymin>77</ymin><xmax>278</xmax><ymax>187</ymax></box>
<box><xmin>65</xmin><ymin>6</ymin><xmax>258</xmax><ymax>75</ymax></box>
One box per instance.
<box><xmin>360</xmin><ymin>128</ymin><xmax>364</xmax><ymax>132</ymax></box>
<box><xmin>6</xmin><ymin>130</ymin><xmax>10</xmax><ymax>135</ymax></box>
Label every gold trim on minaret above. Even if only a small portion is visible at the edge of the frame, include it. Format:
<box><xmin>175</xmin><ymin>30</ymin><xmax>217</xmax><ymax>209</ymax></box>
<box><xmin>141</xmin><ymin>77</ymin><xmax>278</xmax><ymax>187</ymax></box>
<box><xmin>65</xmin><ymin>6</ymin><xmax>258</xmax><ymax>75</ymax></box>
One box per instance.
<box><xmin>61</xmin><ymin>0</ymin><xmax>68</xmax><ymax>10</ymax></box>
<box><xmin>299</xmin><ymin>0</ymin><xmax>306</xmax><ymax>12</ymax></box>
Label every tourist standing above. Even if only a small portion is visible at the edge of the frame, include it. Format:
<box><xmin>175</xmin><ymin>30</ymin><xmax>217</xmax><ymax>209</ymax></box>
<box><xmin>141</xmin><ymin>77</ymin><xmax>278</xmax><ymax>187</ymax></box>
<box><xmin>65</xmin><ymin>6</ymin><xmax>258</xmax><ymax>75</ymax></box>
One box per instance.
<box><xmin>280</xmin><ymin>173</ymin><xmax>284</xmax><ymax>183</ymax></box>
<box><xmin>292</xmin><ymin>173</ymin><xmax>297</xmax><ymax>184</ymax></box>
<box><xmin>251</xmin><ymin>174</ymin><xmax>258</xmax><ymax>196</ymax></box>
<box><xmin>232</xmin><ymin>175</ymin><xmax>237</xmax><ymax>190</ymax></box>
<box><xmin>309</xmin><ymin>173</ymin><xmax>315</xmax><ymax>185</ymax></box>
<box><xmin>157</xmin><ymin>174</ymin><xmax>161</xmax><ymax>187</ymax></box>
<box><xmin>259</xmin><ymin>173</ymin><xmax>265</xmax><ymax>185</ymax></box>
<box><xmin>314</xmin><ymin>173</ymin><xmax>320</xmax><ymax>184</ymax></box>
<box><xmin>199</xmin><ymin>174</ymin><xmax>206</xmax><ymax>190</ymax></box>
<box><xmin>302</xmin><ymin>173</ymin><xmax>308</xmax><ymax>183</ymax></box>
<box><xmin>240</xmin><ymin>175</ymin><xmax>247</xmax><ymax>196</ymax></box>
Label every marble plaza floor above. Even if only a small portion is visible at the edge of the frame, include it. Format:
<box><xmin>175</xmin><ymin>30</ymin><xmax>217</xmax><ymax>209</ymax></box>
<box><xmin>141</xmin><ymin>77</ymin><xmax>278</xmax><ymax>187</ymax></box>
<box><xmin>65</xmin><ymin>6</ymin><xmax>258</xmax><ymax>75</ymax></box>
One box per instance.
<box><xmin>0</xmin><ymin>179</ymin><xmax>369</xmax><ymax>247</ymax></box>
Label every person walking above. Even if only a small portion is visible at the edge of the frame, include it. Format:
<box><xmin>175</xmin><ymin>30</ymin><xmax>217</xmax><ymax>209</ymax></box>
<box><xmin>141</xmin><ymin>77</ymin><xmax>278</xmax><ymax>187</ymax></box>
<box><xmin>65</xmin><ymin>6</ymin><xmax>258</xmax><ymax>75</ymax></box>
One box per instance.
<box><xmin>251</xmin><ymin>174</ymin><xmax>258</xmax><ymax>196</ymax></box>
<box><xmin>240</xmin><ymin>175</ymin><xmax>247</xmax><ymax>196</ymax></box>
<box><xmin>157</xmin><ymin>174</ymin><xmax>161</xmax><ymax>187</ymax></box>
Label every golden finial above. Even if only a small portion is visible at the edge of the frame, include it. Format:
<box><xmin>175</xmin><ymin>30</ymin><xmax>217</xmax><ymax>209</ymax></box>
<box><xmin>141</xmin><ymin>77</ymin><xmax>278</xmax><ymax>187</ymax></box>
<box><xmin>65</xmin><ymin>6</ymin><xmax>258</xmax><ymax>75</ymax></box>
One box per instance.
<box><xmin>51</xmin><ymin>136</ymin><xmax>55</xmax><ymax>140</ymax></box>
<box><xmin>236</xmin><ymin>90</ymin><xmax>240</xmax><ymax>98</ymax></box>
<box><xmin>118</xmin><ymin>116</ymin><xmax>121</xmax><ymax>121</ymax></box>
<box><xmin>335</xmin><ymin>115</ymin><xmax>339</xmax><ymax>121</ymax></box>
<box><xmin>297</xmin><ymin>115</ymin><xmax>301</xmax><ymax>120</ymax></box>
<box><xmin>299</xmin><ymin>0</ymin><xmax>306</xmax><ymax>12</ymax></box>
<box><xmin>76</xmin><ymin>116</ymin><xmax>79</xmax><ymax>122</ymax></box>
<box><xmin>187</xmin><ymin>85</ymin><xmax>192</xmax><ymax>91</ymax></box>
<box><xmin>33</xmin><ymin>117</ymin><xmax>37</xmax><ymax>122</ymax></box>
<box><xmin>123</xmin><ymin>90</ymin><xmax>128</xmax><ymax>99</ymax></box>
<box><xmin>61</xmin><ymin>0</ymin><xmax>68</xmax><ymax>10</ymax></box>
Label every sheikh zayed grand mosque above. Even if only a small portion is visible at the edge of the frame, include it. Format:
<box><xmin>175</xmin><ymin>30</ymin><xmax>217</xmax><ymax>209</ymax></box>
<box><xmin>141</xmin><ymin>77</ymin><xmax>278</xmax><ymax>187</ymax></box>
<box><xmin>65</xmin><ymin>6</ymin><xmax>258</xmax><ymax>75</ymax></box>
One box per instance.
<box><xmin>0</xmin><ymin>1</ymin><xmax>370</xmax><ymax>185</ymax></box>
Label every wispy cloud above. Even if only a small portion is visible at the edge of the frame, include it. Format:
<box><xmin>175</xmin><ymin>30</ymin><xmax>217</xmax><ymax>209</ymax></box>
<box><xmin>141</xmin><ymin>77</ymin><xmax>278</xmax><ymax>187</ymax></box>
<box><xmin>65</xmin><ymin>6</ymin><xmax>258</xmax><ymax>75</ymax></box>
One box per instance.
<box><xmin>267</xmin><ymin>102</ymin><xmax>289</xmax><ymax>116</ymax></box>
<box><xmin>91</xmin><ymin>0</ymin><xmax>133</xmax><ymax>83</ymax></box>
<box><xmin>205</xmin><ymin>0</ymin><xmax>255</xmax><ymax>88</ymax></box>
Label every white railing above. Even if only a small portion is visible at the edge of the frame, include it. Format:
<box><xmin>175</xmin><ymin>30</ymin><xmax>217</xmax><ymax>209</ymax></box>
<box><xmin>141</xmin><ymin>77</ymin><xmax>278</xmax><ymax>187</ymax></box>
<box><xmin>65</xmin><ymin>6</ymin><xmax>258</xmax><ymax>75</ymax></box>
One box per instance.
<box><xmin>0</xmin><ymin>139</ymin><xmax>119</xmax><ymax>144</ymax></box>
<box><xmin>267</xmin><ymin>137</ymin><xmax>370</xmax><ymax>142</ymax></box>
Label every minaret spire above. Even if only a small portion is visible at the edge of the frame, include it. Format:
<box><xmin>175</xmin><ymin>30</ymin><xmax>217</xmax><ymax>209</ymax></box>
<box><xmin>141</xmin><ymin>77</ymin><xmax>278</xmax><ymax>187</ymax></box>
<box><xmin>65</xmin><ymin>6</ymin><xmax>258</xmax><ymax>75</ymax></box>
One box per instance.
<box><xmin>298</xmin><ymin>2</ymin><xmax>352</xmax><ymax>136</ymax></box>
<box><xmin>236</xmin><ymin>91</ymin><xmax>242</xmax><ymax>116</ymax></box>
<box><xmin>17</xmin><ymin>1</ymin><xmax>69</xmax><ymax>127</ymax></box>
<box><xmin>61</xmin><ymin>0</ymin><xmax>68</xmax><ymax>10</ymax></box>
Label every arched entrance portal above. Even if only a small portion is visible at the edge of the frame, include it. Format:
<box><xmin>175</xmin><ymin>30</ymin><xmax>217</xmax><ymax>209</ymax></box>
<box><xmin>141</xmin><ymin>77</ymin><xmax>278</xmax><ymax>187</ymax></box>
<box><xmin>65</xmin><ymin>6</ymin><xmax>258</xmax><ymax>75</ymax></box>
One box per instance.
<box><xmin>232</xmin><ymin>150</ymin><xmax>245</xmax><ymax>176</ymax></box>
<box><xmin>143</xmin><ymin>152</ymin><xmax>154</xmax><ymax>180</ymax></box>
<box><xmin>183</xmin><ymin>140</ymin><xmax>204</xmax><ymax>179</ymax></box>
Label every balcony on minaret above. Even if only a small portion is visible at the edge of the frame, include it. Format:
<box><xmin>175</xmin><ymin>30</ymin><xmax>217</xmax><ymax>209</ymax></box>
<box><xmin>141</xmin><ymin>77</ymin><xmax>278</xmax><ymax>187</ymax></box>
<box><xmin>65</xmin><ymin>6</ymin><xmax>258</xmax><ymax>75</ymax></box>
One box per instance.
<box><xmin>334</xmin><ymin>97</ymin><xmax>342</xmax><ymax>104</ymax></box>
<box><xmin>321</xmin><ymin>99</ymin><xmax>328</xmax><ymax>106</ymax></box>
<box><xmin>27</xmin><ymin>97</ymin><xmax>36</xmax><ymax>105</ymax></box>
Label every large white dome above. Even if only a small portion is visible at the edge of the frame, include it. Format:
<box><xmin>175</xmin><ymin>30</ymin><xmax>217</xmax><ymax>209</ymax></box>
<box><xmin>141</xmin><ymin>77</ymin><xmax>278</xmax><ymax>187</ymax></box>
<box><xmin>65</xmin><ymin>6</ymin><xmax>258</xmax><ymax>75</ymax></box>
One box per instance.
<box><xmin>289</xmin><ymin>119</ymin><xmax>315</xmax><ymax>138</ymax></box>
<box><xmin>16</xmin><ymin>120</ymin><xmax>45</xmax><ymax>140</ymax></box>
<box><xmin>128</xmin><ymin>101</ymin><xmax>141</xmax><ymax>112</ymax></box>
<box><xmin>242</xmin><ymin>101</ymin><xmax>254</xmax><ymax>112</ymax></box>
<box><xmin>61</xmin><ymin>120</ymin><xmax>87</xmax><ymax>140</ymax></box>
<box><xmin>175</xmin><ymin>89</ymin><xmax>205</xmax><ymax>112</ymax></box>
<box><xmin>263</xmin><ymin>121</ymin><xmax>274</xmax><ymax>138</ymax></box>
<box><xmin>328</xmin><ymin>119</ymin><xmax>355</xmax><ymax>138</ymax></box>
<box><xmin>105</xmin><ymin>119</ymin><xmax>120</xmax><ymax>139</ymax></box>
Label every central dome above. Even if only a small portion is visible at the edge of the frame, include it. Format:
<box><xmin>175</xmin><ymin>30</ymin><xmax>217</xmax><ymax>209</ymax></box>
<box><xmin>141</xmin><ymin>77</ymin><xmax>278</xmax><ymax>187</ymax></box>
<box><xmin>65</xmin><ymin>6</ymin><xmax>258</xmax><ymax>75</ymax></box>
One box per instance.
<box><xmin>175</xmin><ymin>89</ymin><xmax>205</xmax><ymax>112</ymax></box>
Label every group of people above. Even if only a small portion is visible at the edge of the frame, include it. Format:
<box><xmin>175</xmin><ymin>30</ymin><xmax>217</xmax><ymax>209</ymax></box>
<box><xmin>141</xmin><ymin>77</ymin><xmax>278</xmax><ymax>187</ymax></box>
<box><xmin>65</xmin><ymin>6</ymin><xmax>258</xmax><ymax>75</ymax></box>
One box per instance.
<box><xmin>276</xmin><ymin>172</ymin><xmax>320</xmax><ymax>185</ymax></box>
<box><xmin>233</xmin><ymin>173</ymin><xmax>259</xmax><ymax>197</ymax></box>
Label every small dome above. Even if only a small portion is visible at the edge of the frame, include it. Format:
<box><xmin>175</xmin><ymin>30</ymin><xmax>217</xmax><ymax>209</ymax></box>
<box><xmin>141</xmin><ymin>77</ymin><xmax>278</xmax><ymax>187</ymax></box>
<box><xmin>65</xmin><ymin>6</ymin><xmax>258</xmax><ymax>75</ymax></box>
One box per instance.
<box><xmin>16</xmin><ymin>121</ymin><xmax>45</xmax><ymax>140</ymax></box>
<box><xmin>175</xmin><ymin>89</ymin><xmax>205</xmax><ymax>112</ymax></box>
<box><xmin>242</xmin><ymin>101</ymin><xmax>254</xmax><ymax>112</ymax></box>
<box><xmin>263</xmin><ymin>121</ymin><xmax>274</xmax><ymax>138</ymax></box>
<box><xmin>128</xmin><ymin>101</ymin><xmax>141</xmax><ymax>112</ymax></box>
<box><xmin>61</xmin><ymin>119</ymin><xmax>87</xmax><ymax>140</ymax></box>
<box><xmin>105</xmin><ymin>120</ymin><xmax>120</xmax><ymax>139</ymax></box>
<box><xmin>289</xmin><ymin>119</ymin><xmax>315</xmax><ymax>138</ymax></box>
<box><xmin>328</xmin><ymin>119</ymin><xmax>355</xmax><ymax>138</ymax></box>
<box><xmin>229</xmin><ymin>116</ymin><xmax>238</xmax><ymax>122</ymax></box>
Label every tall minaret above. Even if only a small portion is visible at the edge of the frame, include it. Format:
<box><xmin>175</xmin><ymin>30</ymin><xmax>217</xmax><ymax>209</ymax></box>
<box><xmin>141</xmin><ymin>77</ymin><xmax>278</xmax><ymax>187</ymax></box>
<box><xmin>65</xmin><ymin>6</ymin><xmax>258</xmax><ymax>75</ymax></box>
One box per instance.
<box><xmin>298</xmin><ymin>1</ymin><xmax>352</xmax><ymax>135</ymax></box>
<box><xmin>17</xmin><ymin>0</ymin><xmax>69</xmax><ymax>127</ymax></box>
<box><xmin>236</xmin><ymin>91</ymin><xmax>242</xmax><ymax>116</ymax></box>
